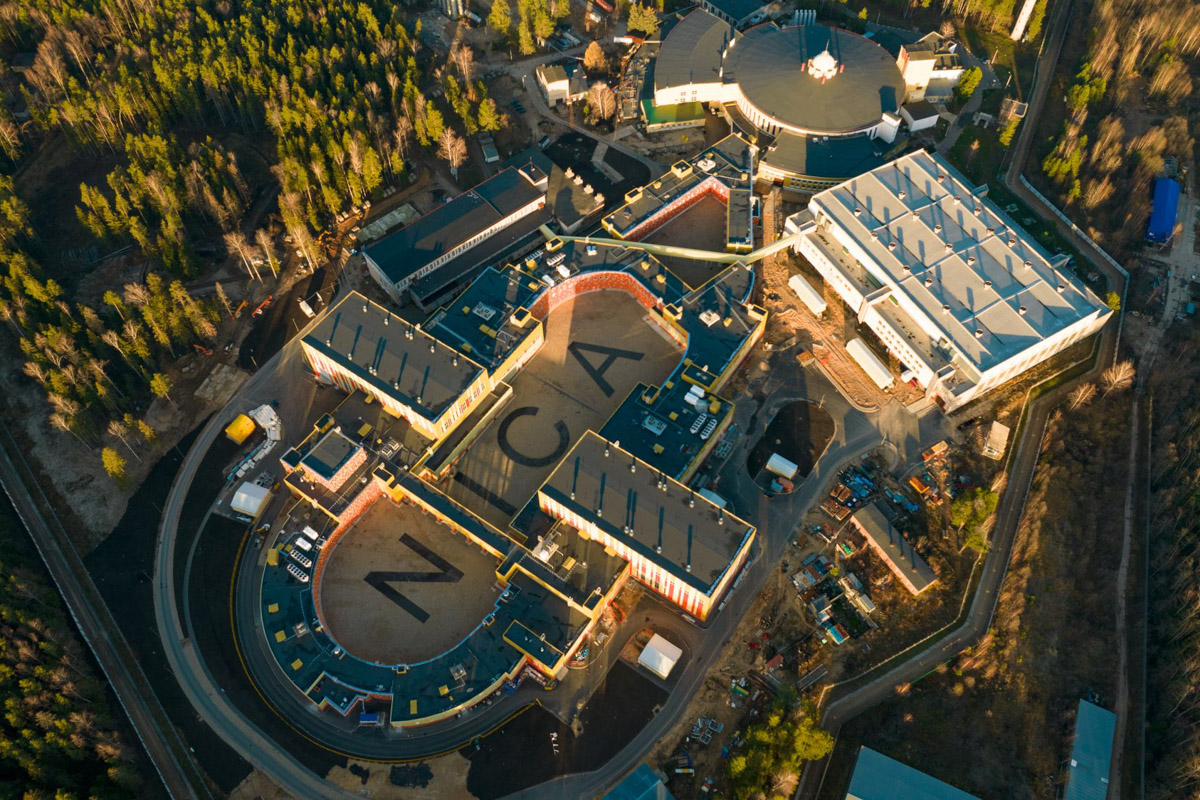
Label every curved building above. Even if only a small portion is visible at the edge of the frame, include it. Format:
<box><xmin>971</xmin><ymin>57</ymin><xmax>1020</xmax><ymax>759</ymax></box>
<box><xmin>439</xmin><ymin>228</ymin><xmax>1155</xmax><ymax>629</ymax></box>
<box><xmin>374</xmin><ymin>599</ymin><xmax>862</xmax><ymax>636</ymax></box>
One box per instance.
<box><xmin>652</xmin><ymin>11</ymin><xmax>926</xmax><ymax>192</ymax></box>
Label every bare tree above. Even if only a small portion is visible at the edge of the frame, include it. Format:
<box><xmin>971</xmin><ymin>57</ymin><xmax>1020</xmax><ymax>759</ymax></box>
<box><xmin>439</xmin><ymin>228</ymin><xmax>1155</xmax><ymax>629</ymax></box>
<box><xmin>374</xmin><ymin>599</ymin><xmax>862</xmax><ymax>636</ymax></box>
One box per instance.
<box><xmin>254</xmin><ymin>229</ymin><xmax>279</xmax><ymax>278</ymax></box>
<box><xmin>1102</xmin><ymin>360</ymin><xmax>1136</xmax><ymax>395</ymax></box>
<box><xmin>436</xmin><ymin>127</ymin><xmax>468</xmax><ymax>177</ymax></box>
<box><xmin>1068</xmin><ymin>382</ymin><xmax>1097</xmax><ymax>410</ymax></box>
<box><xmin>588</xmin><ymin>82</ymin><xmax>616</xmax><ymax>123</ymax></box>
<box><xmin>107</xmin><ymin>419</ymin><xmax>141</xmax><ymax>462</ymax></box>
<box><xmin>223</xmin><ymin>231</ymin><xmax>261</xmax><ymax>282</ymax></box>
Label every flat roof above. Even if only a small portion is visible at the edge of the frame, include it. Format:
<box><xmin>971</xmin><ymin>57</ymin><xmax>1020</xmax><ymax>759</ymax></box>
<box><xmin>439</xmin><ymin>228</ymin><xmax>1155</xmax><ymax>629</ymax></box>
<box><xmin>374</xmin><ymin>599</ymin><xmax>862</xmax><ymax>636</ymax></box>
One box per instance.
<box><xmin>539</xmin><ymin>432</ymin><xmax>755</xmax><ymax>595</ymax></box>
<box><xmin>1063</xmin><ymin>700</ymin><xmax>1116</xmax><ymax>800</ymax></box>
<box><xmin>604</xmin><ymin>134</ymin><xmax>755</xmax><ymax>246</ymax></box>
<box><xmin>851</xmin><ymin>502</ymin><xmax>936</xmax><ymax>593</ymax></box>
<box><xmin>654</xmin><ymin>9</ymin><xmax>732</xmax><ymax>94</ymax></box>
<box><xmin>302</xmin><ymin>428</ymin><xmax>360</xmax><ymax>481</ymax></box>
<box><xmin>762</xmin><ymin>128</ymin><xmax>895</xmax><ymax>181</ymax></box>
<box><xmin>363</xmin><ymin>168</ymin><xmax>544</xmax><ymax>285</ymax></box>
<box><xmin>724</xmin><ymin>24</ymin><xmax>905</xmax><ymax>134</ymax></box>
<box><xmin>304</xmin><ymin>292</ymin><xmax>485</xmax><ymax>421</ymax></box>
<box><xmin>809</xmin><ymin>150</ymin><xmax>1109</xmax><ymax>373</ymax></box>
<box><xmin>846</xmin><ymin>747</ymin><xmax>980</xmax><ymax>800</ymax></box>
<box><xmin>599</xmin><ymin>380</ymin><xmax>734</xmax><ymax>480</ymax></box>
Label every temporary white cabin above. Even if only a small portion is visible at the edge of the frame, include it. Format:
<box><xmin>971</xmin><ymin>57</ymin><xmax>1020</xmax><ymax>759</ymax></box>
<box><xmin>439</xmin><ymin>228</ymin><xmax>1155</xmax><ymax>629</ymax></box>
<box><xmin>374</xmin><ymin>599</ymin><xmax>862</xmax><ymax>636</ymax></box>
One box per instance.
<box><xmin>788</xmin><ymin>274</ymin><xmax>827</xmax><ymax>315</ymax></box>
<box><xmin>638</xmin><ymin>634</ymin><xmax>683</xmax><ymax>680</ymax></box>
<box><xmin>846</xmin><ymin>338</ymin><xmax>894</xmax><ymax>390</ymax></box>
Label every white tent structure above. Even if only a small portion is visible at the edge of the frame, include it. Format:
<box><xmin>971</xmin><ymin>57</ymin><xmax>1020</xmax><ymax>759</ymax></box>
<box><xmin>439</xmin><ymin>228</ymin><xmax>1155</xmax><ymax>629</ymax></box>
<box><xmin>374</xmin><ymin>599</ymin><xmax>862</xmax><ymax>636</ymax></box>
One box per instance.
<box><xmin>788</xmin><ymin>273</ymin><xmax>827</xmax><ymax>315</ymax></box>
<box><xmin>231</xmin><ymin>482</ymin><xmax>270</xmax><ymax>517</ymax></box>
<box><xmin>846</xmin><ymin>338</ymin><xmax>894</xmax><ymax>390</ymax></box>
<box><xmin>638</xmin><ymin>634</ymin><xmax>683</xmax><ymax>680</ymax></box>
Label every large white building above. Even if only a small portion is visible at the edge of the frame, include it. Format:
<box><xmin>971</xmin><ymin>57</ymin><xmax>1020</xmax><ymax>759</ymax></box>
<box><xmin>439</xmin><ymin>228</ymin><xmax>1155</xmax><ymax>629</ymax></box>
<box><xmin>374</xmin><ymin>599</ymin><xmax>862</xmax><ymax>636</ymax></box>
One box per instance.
<box><xmin>787</xmin><ymin>151</ymin><xmax>1111</xmax><ymax>411</ymax></box>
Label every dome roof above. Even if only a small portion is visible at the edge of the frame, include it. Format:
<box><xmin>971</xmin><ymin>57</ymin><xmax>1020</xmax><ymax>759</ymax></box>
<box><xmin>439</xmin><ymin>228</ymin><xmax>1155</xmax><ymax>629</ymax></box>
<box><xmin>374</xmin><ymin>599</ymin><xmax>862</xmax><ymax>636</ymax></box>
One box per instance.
<box><xmin>724</xmin><ymin>24</ymin><xmax>905</xmax><ymax>135</ymax></box>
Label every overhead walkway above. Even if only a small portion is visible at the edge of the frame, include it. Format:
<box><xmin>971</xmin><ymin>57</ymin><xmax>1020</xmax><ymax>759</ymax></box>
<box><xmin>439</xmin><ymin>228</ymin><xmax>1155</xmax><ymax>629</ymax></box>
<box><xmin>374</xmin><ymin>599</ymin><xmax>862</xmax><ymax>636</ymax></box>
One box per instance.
<box><xmin>537</xmin><ymin>225</ymin><xmax>805</xmax><ymax>265</ymax></box>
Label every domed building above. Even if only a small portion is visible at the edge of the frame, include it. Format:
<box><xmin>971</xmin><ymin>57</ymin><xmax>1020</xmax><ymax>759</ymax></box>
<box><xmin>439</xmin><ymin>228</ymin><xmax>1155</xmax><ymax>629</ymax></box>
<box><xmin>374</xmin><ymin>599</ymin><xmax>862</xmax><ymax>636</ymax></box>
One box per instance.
<box><xmin>651</xmin><ymin>10</ymin><xmax>937</xmax><ymax>192</ymax></box>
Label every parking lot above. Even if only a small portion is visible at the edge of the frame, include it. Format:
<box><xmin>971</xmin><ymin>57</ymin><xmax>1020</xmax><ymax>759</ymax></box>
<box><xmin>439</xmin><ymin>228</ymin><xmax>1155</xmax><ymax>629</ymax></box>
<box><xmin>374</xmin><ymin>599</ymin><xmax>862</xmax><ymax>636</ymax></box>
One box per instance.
<box><xmin>447</xmin><ymin>290</ymin><xmax>683</xmax><ymax>529</ymax></box>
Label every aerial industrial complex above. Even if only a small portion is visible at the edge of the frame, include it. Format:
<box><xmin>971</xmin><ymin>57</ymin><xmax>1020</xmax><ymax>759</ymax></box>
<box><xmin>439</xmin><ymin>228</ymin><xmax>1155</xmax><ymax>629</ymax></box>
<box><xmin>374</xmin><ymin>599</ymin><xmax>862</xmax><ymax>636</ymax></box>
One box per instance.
<box><xmin>248</xmin><ymin>129</ymin><xmax>1112</xmax><ymax>731</ymax></box>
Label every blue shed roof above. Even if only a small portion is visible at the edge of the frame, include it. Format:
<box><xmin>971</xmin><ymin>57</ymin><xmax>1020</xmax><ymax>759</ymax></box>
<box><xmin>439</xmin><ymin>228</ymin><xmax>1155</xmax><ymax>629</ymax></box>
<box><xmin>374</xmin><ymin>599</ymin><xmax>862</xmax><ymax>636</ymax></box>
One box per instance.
<box><xmin>846</xmin><ymin>747</ymin><xmax>980</xmax><ymax>800</ymax></box>
<box><xmin>602</xmin><ymin>765</ymin><xmax>674</xmax><ymax>800</ymax></box>
<box><xmin>1063</xmin><ymin>700</ymin><xmax>1116</xmax><ymax>800</ymax></box>
<box><xmin>1147</xmin><ymin>178</ymin><xmax>1180</xmax><ymax>242</ymax></box>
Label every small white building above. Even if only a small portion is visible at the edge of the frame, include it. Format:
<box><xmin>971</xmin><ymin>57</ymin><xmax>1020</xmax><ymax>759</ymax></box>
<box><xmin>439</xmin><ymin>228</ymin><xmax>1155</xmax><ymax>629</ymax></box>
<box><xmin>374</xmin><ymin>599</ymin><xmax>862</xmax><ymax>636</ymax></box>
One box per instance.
<box><xmin>638</xmin><ymin>634</ymin><xmax>683</xmax><ymax>679</ymax></box>
<box><xmin>846</xmin><ymin>339</ymin><xmax>894</xmax><ymax>390</ymax></box>
<box><xmin>982</xmin><ymin>420</ymin><xmax>1011</xmax><ymax>460</ymax></box>
<box><xmin>788</xmin><ymin>273</ymin><xmax>828</xmax><ymax>315</ymax></box>
<box><xmin>900</xmin><ymin>100</ymin><xmax>940</xmax><ymax>133</ymax></box>
<box><xmin>231</xmin><ymin>482</ymin><xmax>270</xmax><ymax>518</ymax></box>
<box><xmin>535</xmin><ymin>63</ymin><xmax>587</xmax><ymax>106</ymax></box>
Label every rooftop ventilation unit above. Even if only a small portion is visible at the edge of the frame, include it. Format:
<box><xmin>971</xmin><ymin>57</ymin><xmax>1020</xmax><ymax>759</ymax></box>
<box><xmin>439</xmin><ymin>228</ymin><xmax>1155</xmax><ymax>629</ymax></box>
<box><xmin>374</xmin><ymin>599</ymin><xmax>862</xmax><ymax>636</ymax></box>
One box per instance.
<box><xmin>888</xmin><ymin>241</ymin><xmax>897</xmax><ymax>251</ymax></box>
<box><xmin>1019</xmin><ymin>305</ymin><xmax>1027</xmax><ymax>315</ymax></box>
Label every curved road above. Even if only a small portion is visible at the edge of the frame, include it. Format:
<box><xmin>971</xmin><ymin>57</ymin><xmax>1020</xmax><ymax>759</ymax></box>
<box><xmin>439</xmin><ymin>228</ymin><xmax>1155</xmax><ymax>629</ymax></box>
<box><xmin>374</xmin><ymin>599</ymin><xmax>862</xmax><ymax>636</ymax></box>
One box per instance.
<box><xmin>0</xmin><ymin>419</ymin><xmax>208</xmax><ymax>800</ymax></box>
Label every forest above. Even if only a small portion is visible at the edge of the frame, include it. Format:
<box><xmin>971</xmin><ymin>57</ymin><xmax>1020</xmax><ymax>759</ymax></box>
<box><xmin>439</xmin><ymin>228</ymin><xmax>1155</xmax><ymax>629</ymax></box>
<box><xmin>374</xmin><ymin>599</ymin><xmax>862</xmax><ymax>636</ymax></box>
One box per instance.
<box><xmin>1036</xmin><ymin>0</ymin><xmax>1200</xmax><ymax>253</ymax></box>
<box><xmin>0</xmin><ymin>501</ymin><xmax>140</xmax><ymax>799</ymax></box>
<box><xmin>0</xmin><ymin>0</ymin><xmax>520</xmax><ymax>478</ymax></box>
<box><xmin>1146</xmin><ymin>326</ymin><xmax>1200</xmax><ymax>799</ymax></box>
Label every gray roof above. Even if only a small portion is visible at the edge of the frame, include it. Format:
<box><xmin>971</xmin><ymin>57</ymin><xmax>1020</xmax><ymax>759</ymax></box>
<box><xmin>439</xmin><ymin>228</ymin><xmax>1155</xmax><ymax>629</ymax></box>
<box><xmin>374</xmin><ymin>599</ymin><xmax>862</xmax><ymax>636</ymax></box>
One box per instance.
<box><xmin>1063</xmin><ymin>700</ymin><xmax>1116</xmax><ymax>800</ymax></box>
<box><xmin>846</xmin><ymin>747</ymin><xmax>980</xmax><ymax>800</ymax></box>
<box><xmin>809</xmin><ymin>150</ymin><xmax>1110</xmax><ymax>374</ymax></box>
<box><xmin>304</xmin><ymin>291</ymin><xmax>485</xmax><ymax>421</ymax></box>
<box><xmin>654</xmin><ymin>9</ymin><xmax>732</xmax><ymax>94</ymax></box>
<box><xmin>762</xmin><ymin>128</ymin><xmax>895</xmax><ymax>181</ymax></box>
<box><xmin>851</xmin><ymin>502</ymin><xmax>937</xmax><ymax>593</ymax></box>
<box><xmin>724</xmin><ymin>24</ymin><xmax>905</xmax><ymax>134</ymax></box>
<box><xmin>539</xmin><ymin>432</ymin><xmax>755</xmax><ymax>595</ymax></box>
<box><xmin>363</xmin><ymin>168</ymin><xmax>544</xmax><ymax>285</ymax></box>
<box><xmin>701</xmin><ymin>0</ymin><xmax>767</xmax><ymax>23</ymax></box>
<box><xmin>903</xmin><ymin>99</ymin><xmax>940</xmax><ymax>120</ymax></box>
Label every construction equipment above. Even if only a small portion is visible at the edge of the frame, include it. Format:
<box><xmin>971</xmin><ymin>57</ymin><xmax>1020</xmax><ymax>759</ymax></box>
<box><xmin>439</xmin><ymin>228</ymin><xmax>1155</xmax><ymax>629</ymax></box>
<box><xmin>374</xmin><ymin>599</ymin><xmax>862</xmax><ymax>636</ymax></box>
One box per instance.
<box><xmin>233</xmin><ymin>300</ymin><xmax>248</xmax><ymax>319</ymax></box>
<box><xmin>252</xmin><ymin>296</ymin><xmax>274</xmax><ymax>317</ymax></box>
<box><xmin>193</xmin><ymin>344</ymin><xmax>213</xmax><ymax>356</ymax></box>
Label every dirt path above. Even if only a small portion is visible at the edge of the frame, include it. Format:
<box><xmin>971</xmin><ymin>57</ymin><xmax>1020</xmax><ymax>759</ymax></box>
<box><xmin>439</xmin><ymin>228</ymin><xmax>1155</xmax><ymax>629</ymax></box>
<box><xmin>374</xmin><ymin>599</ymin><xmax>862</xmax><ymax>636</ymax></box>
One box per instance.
<box><xmin>1109</xmin><ymin>392</ymin><xmax>1139</xmax><ymax>795</ymax></box>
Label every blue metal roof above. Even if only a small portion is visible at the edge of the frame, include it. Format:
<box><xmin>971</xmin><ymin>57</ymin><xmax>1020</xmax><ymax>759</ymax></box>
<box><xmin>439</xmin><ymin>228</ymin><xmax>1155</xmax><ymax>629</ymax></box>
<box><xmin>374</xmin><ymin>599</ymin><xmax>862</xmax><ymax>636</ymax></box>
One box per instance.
<box><xmin>1063</xmin><ymin>700</ymin><xmax>1116</xmax><ymax>800</ymax></box>
<box><xmin>602</xmin><ymin>765</ymin><xmax>674</xmax><ymax>800</ymax></box>
<box><xmin>846</xmin><ymin>748</ymin><xmax>980</xmax><ymax>800</ymax></box>
<box><xmin>1147</xmin><ymin>178</ymin><xmax>1180</xmax><ymax>242</ymax></box>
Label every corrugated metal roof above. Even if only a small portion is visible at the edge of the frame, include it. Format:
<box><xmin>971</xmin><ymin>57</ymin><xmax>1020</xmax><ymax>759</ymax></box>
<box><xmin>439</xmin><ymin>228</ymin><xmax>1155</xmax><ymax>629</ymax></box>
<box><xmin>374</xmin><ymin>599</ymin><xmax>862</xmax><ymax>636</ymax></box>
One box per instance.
<box><xmin>602</xmin><ymin>764</ymin><xmax>674</xmax><ymax>800</ymax></box>
<box><xmin>846</xmin><ymin>747</ymin><xmax>980</xmax><ymax>800</ymax></box>
<box><xmin>1063</xmin><ymin>700</ymin><xmax>1116</xmax><ymax>800</ymax></box>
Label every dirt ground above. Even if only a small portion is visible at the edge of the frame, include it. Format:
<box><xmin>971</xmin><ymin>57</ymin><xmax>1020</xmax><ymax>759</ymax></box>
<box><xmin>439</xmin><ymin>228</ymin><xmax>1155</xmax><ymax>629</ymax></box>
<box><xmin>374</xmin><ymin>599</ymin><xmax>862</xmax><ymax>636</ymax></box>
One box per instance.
<box><xmin>445</xmin><ymin>290</ymin><xmax>683</xmax><ymax>528</ymax></box>
<box><xmin>818</xmin><ymin>389</ymin><xmax>1131</xmax><ymax>799</ymax></box>
<box><xmin>318</xmin><ymin>498</ymin><xmax>503</xmax><ymax>665</ymax></box>
<box><xmin>641</xmin><ymin>194</ymin><xmax>734</xmax><ymax>289</ymax></box>
<box><xmin>322</xmin><ymin>753</ymin><xmax>476</xmax><ymax>800</ymax></box>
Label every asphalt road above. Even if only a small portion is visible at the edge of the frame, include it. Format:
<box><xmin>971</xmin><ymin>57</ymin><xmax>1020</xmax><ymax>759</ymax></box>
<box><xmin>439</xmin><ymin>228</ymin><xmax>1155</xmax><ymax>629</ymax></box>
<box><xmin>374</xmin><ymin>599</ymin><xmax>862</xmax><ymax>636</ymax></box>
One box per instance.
<box><xmin>154</xmin><ymin>318</ymin><xmax>366</xmax><ymax>800</ymax></box>
<box><xmin>0</xmin><ymin>420</ymin><xmax>207</xmax><ymax>800</ymax></box>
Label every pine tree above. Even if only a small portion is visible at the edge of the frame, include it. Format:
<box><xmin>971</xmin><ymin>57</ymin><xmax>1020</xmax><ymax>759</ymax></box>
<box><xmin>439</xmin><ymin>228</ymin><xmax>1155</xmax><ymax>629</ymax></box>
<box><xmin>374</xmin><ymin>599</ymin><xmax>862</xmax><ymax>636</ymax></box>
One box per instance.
<box><xmin>489</xmin><ymin>0</ymin><xmax>513</xmax><ymax>36</ymax></box>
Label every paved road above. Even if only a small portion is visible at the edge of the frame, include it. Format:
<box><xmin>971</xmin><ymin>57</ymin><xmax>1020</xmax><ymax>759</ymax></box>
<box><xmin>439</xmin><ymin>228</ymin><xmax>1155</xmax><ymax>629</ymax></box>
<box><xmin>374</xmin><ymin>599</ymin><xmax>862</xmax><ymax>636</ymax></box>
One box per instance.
<box><xmin>154</xmin><ymin>321</ymin><xmax>366</xmax><ymax>800</ymax></box>
<box><xmin>0</xmin><ymin>420</ymin><xmax>207</xmax><ymax>800</ymax></box>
